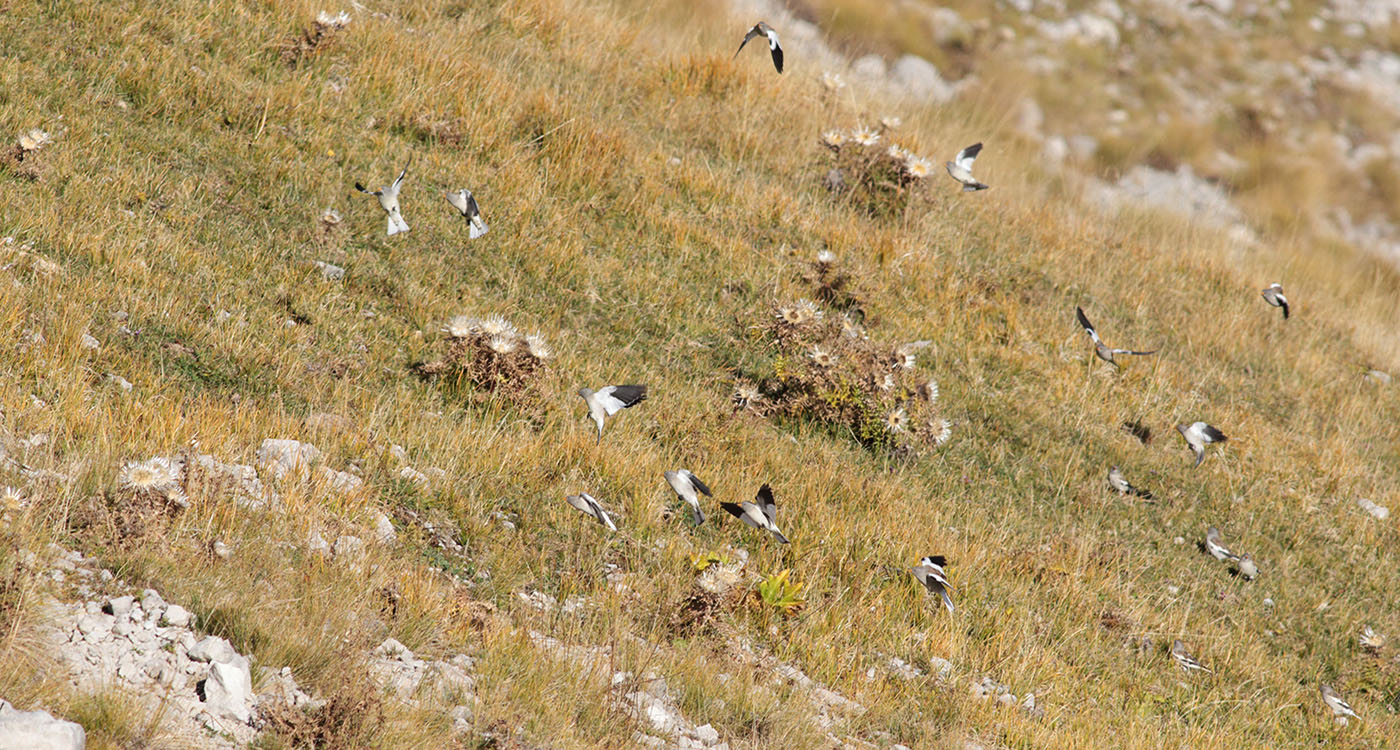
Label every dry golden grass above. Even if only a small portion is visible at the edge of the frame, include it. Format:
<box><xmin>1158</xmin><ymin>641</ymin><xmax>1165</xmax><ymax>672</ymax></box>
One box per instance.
<box><xmin>0</xmin><ymin>0</ymin><xmax>1398</xmax><ymax>747</ymax></box>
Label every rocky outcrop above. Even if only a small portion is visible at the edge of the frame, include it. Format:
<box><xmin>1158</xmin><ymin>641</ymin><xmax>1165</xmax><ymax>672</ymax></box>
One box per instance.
<box><xmin>0</xmin><ymin>700</ymin><xmax>86</xmax><ymax>750</ymax></box>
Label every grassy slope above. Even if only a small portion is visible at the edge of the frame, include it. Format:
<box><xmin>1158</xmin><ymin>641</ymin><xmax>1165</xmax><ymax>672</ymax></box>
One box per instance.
<box><xmin>1</xmin><ymin>0</ymin><xmax>1399</xmax><ymax>747</ymax></box>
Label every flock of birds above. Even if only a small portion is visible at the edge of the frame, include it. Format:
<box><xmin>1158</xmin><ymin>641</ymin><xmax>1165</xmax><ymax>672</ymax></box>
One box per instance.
<box><xmin>350</xmin><ymin>19</ymin><xmax>1358</xmax><ymax>725</ymax></box>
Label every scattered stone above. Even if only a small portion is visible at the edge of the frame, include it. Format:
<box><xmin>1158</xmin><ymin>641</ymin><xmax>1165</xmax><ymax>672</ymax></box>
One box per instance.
<box><xmin>314</xmin><ymin>260</ymin><xmax>345</xmax><ymax>280</ymax></box>
<box><xmin>307</xmin><ymin>532</ymin><xmax>331</xmax><ymax>556</ymax></box>
<box><xmin>0</xmin><ymin>699</ymin><xmax>85</xmax><ymax>750</ymax></box>
<box><xmin>106</xmin><ymin>373</ymin><xmax>134</xmax><ymax>391</ymax></box>
<box><xmin>212</xmin><ymin>541</ymin><xmax>231</xmax><ymax>560</ymax></box>
<box><xmin>256</xmin><ymin>439</ymin><xmax>321</xmax><ymax>481</ymax></box>
<box><xmin>80</xmin><ymin>333</ymin><xmax>100</xmax><ymax>351</ymax></box>
<box><xmin>1357</xmin><ymin>497</ymin><xmax>1390</xmax><ymax>519</ymax></box>
<box><xmin>203</xmin><ymin>658</ymin><xmax>255</xmax><ymax>724</ymax></box>
<box><xmin>162</xmin><ymin>604</ymin><xmax>193</xmax><ymax>628</ymax></box>
<box><xmin>333</xmin><ymin>535</ymin><xmax>364</xmax><ymax>558</ymax></box>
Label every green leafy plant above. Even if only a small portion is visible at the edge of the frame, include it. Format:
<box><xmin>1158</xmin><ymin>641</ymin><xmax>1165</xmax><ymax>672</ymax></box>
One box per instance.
<box><xmin>755</xmin><ymin>569</ymin><xmax>806</xmax><ymax>614</ymax></box>
<box><xmin>689</xmin><ymin>550</ymin><xmax>731</xmax><ymax>573</ymax></box>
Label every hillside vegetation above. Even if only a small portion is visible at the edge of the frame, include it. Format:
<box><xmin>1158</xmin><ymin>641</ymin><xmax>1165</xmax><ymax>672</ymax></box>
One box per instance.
<box><xmin>2</xmin><ymin>0</ymin><xmax>1400</xmax><ymax>748</ymax></box>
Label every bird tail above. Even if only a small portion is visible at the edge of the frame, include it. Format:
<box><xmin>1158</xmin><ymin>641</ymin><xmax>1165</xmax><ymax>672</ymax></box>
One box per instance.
<box><xmin>469</xmin><ymin>218</ymin><xmax>489</xmax><ymax>239</ymax></box>
<box><xmin>1133</xmin><ymin>487</ymin><xmax>1154</xmax><ymax>501</ymax></box>
<box><xmin>1193</xmin><ymin>449</ymin><xmax>1205</xmax><ymax>468</ymax></box>
<box><xmin>394</xmin><ymin>215</ymin><xmax>410</xmax><ymax>234</ymax></box>
<box><xmin>769</xmin><ymin>528</ymin><xmax>790</xmax><ymax>545</ymax></box>
<box><xmin>940</xmin><ymin>590</ymin><xmax>955</xmax><ymax>613</ymax></box>
<box><xmin>691</xmin><ymin>504</ymin><xmax>705</xmax><ymax>526</ymax></box>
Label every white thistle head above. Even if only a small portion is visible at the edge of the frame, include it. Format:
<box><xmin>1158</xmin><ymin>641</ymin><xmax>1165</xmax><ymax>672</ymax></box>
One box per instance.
<box><xmin>821</xmin><ymin>130</ymin><xmax>846</xmax><ymax>149</ymax></box>
<box><xmin>851</xmin><ymin>126</ymin><xmax>880</xmax><ymax>146</ymax></box>
<box><xmin>821</xmin><ymin>71</ymin><xmax>845</xmax><ymax>92</ymax></box>
<box><xmin>120</xmin><ymin>458</ymin><xmax>178</xmax><ymax>493</ymax></box>
<box><xmin>18</xmin><ymin>128</ymin><xmax>50</xmax><ymax>152</ymax></box>
<box><xmin>487</xmin><ymin>335</ymin><xmax>517</xmax><ymax>354</ymax></box>
<box><xmin>443</xmin><ymin>315</ymin><xmax>480</xmax><ymax>338</ymax></box>
<box><xmin>884</xmin><ymin>408</ymin><xmax>909</xmax><ymax>433</ymax></box>
<box><xmin>478</xmin><ymin>314</ymin><xmax>517</xmax><ymax>339</ymax></box>
<box><xmin>525</xmin><ymin>334</ymin><xmax>551</xmax><ymax>360</ymax></box>
<box><xmin>905</xmin><ymin>156</ymin><xmax>934</xmax><ymax>179</ymax></box>
<box><xmin>809</xmin><ymin>346</ymin><xmax>837</xmax><ymax>368</ymax></box>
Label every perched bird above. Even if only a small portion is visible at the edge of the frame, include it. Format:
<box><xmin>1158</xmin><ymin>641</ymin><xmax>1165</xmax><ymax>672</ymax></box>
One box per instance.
<box><xmin>720</xmin><ymin>483</ymin><xmax>789</xmax><ymax>544</ymax></box>
<box><xmin>910</xmin><ymin>555</ymin><xmax>955</xmax><ymax>613</ymax></box>
<box><xmin>1176</xmin><ymin>422</ymin><xmax>1227</xmax><ymax>467</ymax></box>
<box><xmin>1236</xmin><ymin>553</ymin><xmax>1258</xmax><ymax>580</ymax></box>
<box><xmin>1260</xmin><ymin>283</ymin><xmax>1289</xmax><ymax>320</ymax></box>
<box><xmin>944</xmin><ymin>143</ymin><xmax>989</xmax><ymax>192</ymax></box>
<box><xmin>734</xmin><ymin>22</ymin><xmax>783</xmax><ymax>73</ymax></box>
<box><xmin>1320</xmin><ymin>684</ymin><xmax>1360</xmax><ymax>721</ymax></box>
<box><xmin>663</xmin><ymin>469</ymin><xmax>711</xmax><ymax>526</ymax></box>
<box><xmin>1360</xmin><ymin>625</ymin><xmax>1385</xmax><ymax>653</ymax></box>
<box><xmin>355</xmin><ymin>164</ymin><xmax>410</xmax><ymax>236</ymax></box>
<box><xmin>1108</xmin><ymin>466</ymin><xmax>1153</xmax><ymax>500</ymax></box>
<box><xmin>446</xmin><ymin>189</ymin><xmax>489</xmax><ymax>238</ymax></box>
<box><xmin>564</xmin><ymin>492</ymin><xmax>617</xmax><ymax>531</ymax></box>
<box><xmin>1170</xmin><ymin>639</ymin><xmax>1212</xmax><ymax>674</ymax></box>
<box><xmin>1075</xmin><ymin>307</ymin><xmax>1157</xmax><ymax>368</ymax></box>
<box><xmin>577</xmin><ymin>385</ymin><xmax>648</xmax><ymax>443</ymax></box>
<box><xmin>1204</xmin><ymin>526</ymin><xmax>1240</xmax><ymax>562</ymax></box>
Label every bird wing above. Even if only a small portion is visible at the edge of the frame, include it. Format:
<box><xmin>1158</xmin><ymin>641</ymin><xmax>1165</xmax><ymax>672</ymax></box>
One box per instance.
<box><xmin>595</xmin><ymin>384</ymin><xmax>647</xmax><ymax>415</ymax></box>
<box><xmin>446</xmin><ymin>190</ymin><xmax>468</xmax><ymax>214</ymax></box>
<box><xmin>1202</xmin><ymin>424</ymin><xmax>1227</xmax><ymax>443</ymax></box>
<box><xmin>955</xmin><ymin>143</ymin><xmax>983</xmax><ymax>172</ymax></box>
<box><xmin>465</xmin><ymin>191</ymin><xmax>482</xmax><ymax>219</ymax></box>
<box><xmin>1279</xmin><ymin>297</ymin><xmax>1289</xmax><ymax>319</ymax></box>
<box><xmin>733</xmin><ymin>26</ymin><xmax>762</xmax><ymax>58</ymax></box>
<box><xmin>768</xmin><ymin>33</ymin><xmax>783</xmax><ymax>73</ymax></box>
<box><xmin>390</xmin><ymin>164</ymin><xmax>408</xmax><ymax>193</ymax></box>
<box><xmin>566</xmin><ymin>493</ymin><xmax>594</xmax><ymax>517</ymax></box>
<box><xmin>355</xmin><ymin>182</ymin><xmax>381</xmax><ymax>196</ymax></box>
<box><xmin>721</xmin><ymin>501</ymin><xmax>762</xmax><ymax>529</ymax></box>
<box><xmin>961</xmin><ymin>180</ymin><xmax>989</xmax><ymax>192</ymax></box>
<box><xmin>1075</xmin><ymin>307</ymin><xmax>1102</xmax><ymax>344</ymax></box>
<box><xmin>755</xmin><ymin>483</ymin><xmax>777</xmax><ymax>524</ymax></box>
<box><xmin>1110</xmin><ymin>348</ymin><xmax>1156</xmax><ymax>356</ymax></box>
<box><xmin>687</xmin><ymin>472</ymin><xmax>713</xmax><ymax>497</ymax></box>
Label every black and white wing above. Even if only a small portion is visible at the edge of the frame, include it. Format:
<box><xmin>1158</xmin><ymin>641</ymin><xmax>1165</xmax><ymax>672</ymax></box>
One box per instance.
<box><xmin>685</xmin><ymin>471</ymin><xmax>713</xmax><ymax>497</ymax></box>
<box><xmin>765</xmin><ymin>28</ymin><xmax>783</xmax><ymax>73</ymax></box>
<box><xmin>954</xmin><ymin>143</ymin><xmax>982</xmax><ymax>173</ymax></box>
<box><xmin>1201</xmin><ymin>424</ymin><xmax>1227</xmax><ymax>444</ymax></box>
<box><xmin>354</xmin><ymin>182</ymin><xmax>380</xmax><ymax>196</ymax></box>
<box><xmin>595</xmin><ymin>384</ymin><xmax>648</xmax><ymax>416</ymax></box>
<box><xmin>1075</xmin><ymin>307</ymin><xmax>1102</xmax><ymax>345</ymax></box>
<box><xmin>721</xmin><ymin>501</ymin><xmax>761</xmax><ymax>529</ymax></box>
<box><xmin>733</xmin><ymin>25</ymin><xmax>763</xmax><ymax>59</ymax></box>
<box><xmin>385</xmin><ymin>164</ymin><xmax>408</xmax><ymax>198</ymax></box>
<box><xmin>446</xmin><ymin>189</ymin><xmax>468</xmax><ymax>215</ymax></box>
<box><xmin>755</xmin><ymin>483</ymin><xmax>777</xmax><ymax>524</ymax></box>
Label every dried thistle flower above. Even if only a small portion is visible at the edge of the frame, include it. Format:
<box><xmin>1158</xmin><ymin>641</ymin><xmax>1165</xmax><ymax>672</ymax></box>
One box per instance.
<box><xmin>880</xmin><ymin>116</ymin><xmax>902</xmax><ymax>130</ymax></box>
<box><xmin>884</xmin><ymin>408</ymin><xmax>909</xmax><ymax>433</ymax></box>
<box><xmin>932</xmin><ymin>418</ymin><xmax>953</xmax><ymax>446</ymax></box>
<box><xmin>487</xmin><ymin>335</ymin><xmax>517</xmax><ymax>354</ymax></box>
<box><xmin>905</xmin><ymin>156</ymin><xmax>934</xmax><ymax>179</ymax></box>
<box><xmin>478</xmin><ymin>314</ymin><xmax>517</xmax><ymax>339</ymax></box>
<box><xmin>821</xmin><ymin>130</ymin><xmax>846</xmax><ymax>150</ymax></box>
<box><xmin>525</xmin><ymin>334</ymin><xmax>551</xmax><ymax>360</ymax></box>
<box><xmin>733</xmin><ymin>382</ymin><xmax>762</xmax><ymax>408</ymax></box>
<box><xmin>0</xmin><ymin>486</ymin><xmax>24</xmax><ymax>512</ymax></box>
<box><xmin>119</xmin><ymin>459</ymin><xmax>178</xmax><ymax>494</ymax></box>
<box><xmin>443</xmin><ymin>315</ymin><xmax>480</xmax><ymax>339</ymax></box>
<box><xmin>919</xmin><ymin>379</ymin><xmax>940</xmax><ymax>403</ymax></box>
<box><xmin>851</xmin><ymin>125</ymin><xmax>880</xmax><ymax>146</ymax></box>
<box><xmin>809</xmin><ymin>345</ymin><xmax>837</xmax><ymax>368</ymax></box>
<box><xmin>17</xmin><ymin>128</ymin><xmax>51</xmax><ymax>152</ymax></box>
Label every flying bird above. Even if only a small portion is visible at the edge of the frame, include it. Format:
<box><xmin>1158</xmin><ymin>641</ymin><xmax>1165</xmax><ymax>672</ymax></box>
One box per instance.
<box><xmin>446</xmin><ymin>189</ymin><xmax>489</xmax><ymax>238</ymax></box>
<box><xmin>734</xmin><ymin>22</ymin><xmax>783</xmax><ymax>73</ymax></box>
<box><xmin>1170</xmin><ymin>639</ymin><xmax>1212</xmax><ymax>674</ymax></box>
<box><xmin>564</xmin><ymin>492</ymin><xmax>617</xmax><ymax>531</ymax></box>
<box><xmin>1176</xmin><ymin>422</ymin><xmax>1227</xmax><ymax>467</ymax></box>
<box><xmin>910</xmin><ymin>555</ymin><xmax>955</xmax><ymax>612</ymax></box>
<box><xmin>1260</xmin><ymin>283</ymin><xmax>1289</xmax><ymax>320</ymax></box>
<box><xmin>577</xmin><ymin>385</ymin><xmax>648</xmax><ymax>443</ymax></box>
<box><xmin>1320</xmin><ymin>684</ymin><xmax>1360</xmax><ymax>721</ymax></box>
<box><xmin>944</xmin><ymin>143</ymin><xmax>989</xmax><ymax>191</ymax></box>
<box><xmin>1108</xmin><ymin>466</ymin><xmax>1153</xmax><ymax>500</ymax></box>
<box><xmin>1204</xmin><ymin>526</ymin><xmax>1240</xmax><ymax>562</ymax></box>
<box><xmin>355</xmin><ymin>164</ymin><xmax>410</xmax><ymax>236</ymax></box>
<box><xmin>720</xmin><ymin>483</ymin><xmax>789</xmax><ymax>544</ymax></box>
<box><xmin>1236</xmin><ymin>553</ymin><xmax>1258</xmax><ymax>581</ymax></box>
<box><xmin>1075</xmin><ymin>307</ymin><xmax>1157</xmax><ymax>368</ymax></box>
<box><xmin>663</xmin><ymin>469</ymin><xmax>711</xmax><ymax>526</ymax></box>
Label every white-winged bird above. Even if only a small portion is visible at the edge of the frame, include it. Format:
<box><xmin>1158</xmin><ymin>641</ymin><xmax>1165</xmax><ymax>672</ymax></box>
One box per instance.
<box><xmin>577</xmin><ymin>385</ymin><xmax>648</xmax><ymax>443</ymax></box>
<box><xmin>1204</xmin><ymin>526</ymin><xmax>1240</xmax><ymax>562</ymax></box>
<box><xmin>446</xmin><ymin>189</ymin><xmax>489</xmax><ymax>238</ymax></box>
<box><xmin>910</xmin><ymin>555</ymin><xmax>955</xmax><ymax>613</ymax></box>
<box><xmin>355</xmin><ymin>164</ymin><xmax>410</xmax><ymax>236</ymax></box>
<box><xmin>1108</xmin><ymin>466</ymin><xmax>1153</xmax><ymax>501</ymax></box>
<box><xmin>720</xmin><ymin>483</ymin><xmax>789</xmax><ymax>544</ymax></box>
<box><xmin>1260</xmin><ymin>282</ymin><xmax>1289</xmax><ymax>320</ymax></box>
<box><xmin>945</xmin><ymin>143</ymin><xmax>989</xmax><ymax>191</ymax></box>
<box><xmin>1075</xmin><ymin>307</ymin><xmax>1157</xmax><ymax>368</ymax></box>
<box><xmin>1171</xmin><ymin>639</ymin><xmax>1212</xmax><ymax>674</ymax></box>
<box><xmin>663</xmin><ymin>469</ymin><xmax>711</xmax><ymax>526</ymax></box>
<box><xmin>1176</xmin><ymin>421</ymin><xmax>1227</xmax><ymax>467</ymax></box>
<box><xmin>565</xmin><ymin>492</ymin><xmax>617</xmax><ymax>531</ymax></box>
<box><xmin>734</xmin><ymin>22</ymin><xmax>783</xmax><ymax>73</ymax></box>
<box><xmin>1320</xmin><ymin>684</ymin><xmax>1360</xmax><ymax>721</ymax></box>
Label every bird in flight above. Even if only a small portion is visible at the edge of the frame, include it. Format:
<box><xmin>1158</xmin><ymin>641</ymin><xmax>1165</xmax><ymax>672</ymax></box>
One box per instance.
<box><xmin>734</xmin><ymin>22</ymin><xmax>783</xmax><ymax>73</ymax></box>
<box><xmin>1176</xmin><ymin>421</ymin><xmax>1227</xmax><ymax>467</ymax></box>
<box><xmin>1320</xmin><ymin>684</ymin><xmax>1360</xmax><ymax>721</ymax></box>
<box><xmin>1075</xmin><ymin>307</ymin><xmax>1157</xmax><ymax>368</ymax></box>
<box><xmin>945</xmin><ymin>143</ymin><xmax>989</xmax><ymax>191</ymax></box>
<box><xmin>565</xmin><ymin>492</ymin><xmax>617</xmax><ymax>531</ymax></box>
<box><xmin>355</xmin><ymin>164</ymin><xmax>410</xmax><ymax>236</ymax></box>
<box><xmin>720</xmin><ymin>483</ymin><xmax>789</xmax><ymax>543</ymax></box>
<box><xmin>577</xmin><ymin>385</ymin><xmax>648</xmax><ymax>443</ymax></box>
<box><xmin>910</xmin><ymin>555</ymin><xmax>955</xmax><ymax>612</ymax></box>
<box><xmin>1260</xmin><ymin>283</ymin><xmax>1289</xmax><ymax>320</ymax></box>
<box><xmin>446</xmin><ymin>189</ymin><xmax>489</xmax><ymax>238</ymax></box>
<box><xmin>1108</xmin><ymin>466</ymin><xmax>1153</xmax><ymax>501</ymax></box>
<box><xmin>1170</xmin><ymin>639</ymin><xmax>1212</xmax><ymax>674</ymax></box>
<box><xmin>663</xmin><ymin>469</ymin><xmax>711</xmax><ymax>526</ymax></box>
<box><xmin>1204</xmin><ymin>526</ymin><xmax>1240</xmax><ymax>562</ymax></box>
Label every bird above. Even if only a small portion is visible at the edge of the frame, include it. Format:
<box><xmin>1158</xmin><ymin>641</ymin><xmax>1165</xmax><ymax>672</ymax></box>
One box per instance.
<box><xmin>1108</xmin><ymin>466</ymin><xmax>1153</xmax><ymax>500</ymax></box>
<box><xmin>1176</xmin><ymin>422</ymin><xmax>1227</xmax><ymax>467</ymax></box>
<box><xmin>734</xmin><ymin>22</ymin><xmax>783</xmax><ymax>73</ymax></box>
<box><xmin>663</xmin><ymin>469</ymin><xmax>711</xmax><ymax>526</ymax></box>
<box><xmin>564</xmin><ymin>492</ymin><xmax>617</xmax><ymax>531</ymax></box>
<box><xmin>1170</xmin><ymin>639</ymin><xmax>1212</xmax><ymax>673</ymax></box>
<box><xmin>446</xmin><ymin>189</ymin><xmax>489</xmax><ymax>238</ymax></box>
<box><xmin>1320</xmin><ymin>684</ymin><xmax>1360</xmax><ymax>721</ymax></box>
<box><xmin>1359</xmin><ymin>625</ymin><xmax>1385</xmax><ymax>653</ymax></box>
<box><xmin>910</xmin><ymin>555</ymin><xmax>955</xmax><ymax>613</ymax></box>
<box><xmin>577</xmin><ymin>385</ymin><xmax>648</xmax><ymax>443</ymax></box>
<box><xmin>354</xmin><ymin>164</ymin><xmax>410</xmax><ymax>236</ymax></box>
<box><xmin>944</xmin><ymin>143</ymin><xmax>989</xmax><ymax>191</ymax></box>
<box><xmin>1204</xmin><ymin>526</ymin><xmax>1240</xmax><ymax>562</ymax></box>
<box><xmin>1075</xmin><ymin>307</ymin><xmax>1157</xmax><ymax>368</ymax></box>
<box><xmin>1260</xmin><ymin>283</ymin><xmax>1289</xmax><ymax>320</ymax></box>
<box><xmin>1236</xmin><ymin>553</ymin><xmax>1258</xmax><ymax>580</ymax></box>
<box><xmin>719</xmin><ymin>483</ymin><xmax>789</xmax><ymax>544</ymax></box>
